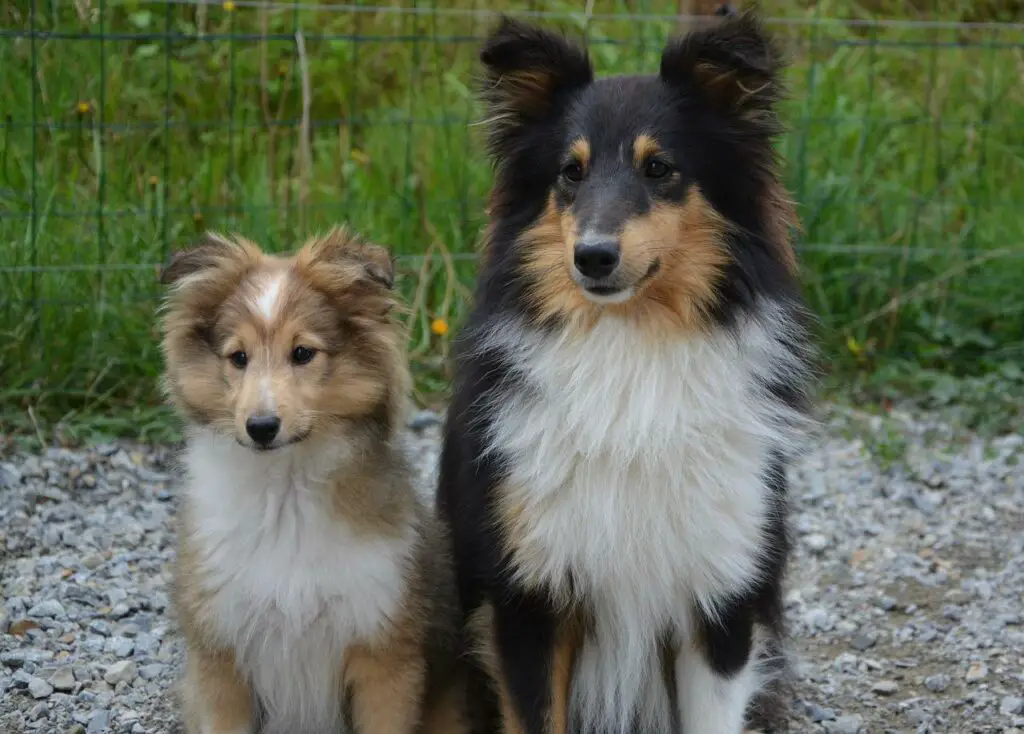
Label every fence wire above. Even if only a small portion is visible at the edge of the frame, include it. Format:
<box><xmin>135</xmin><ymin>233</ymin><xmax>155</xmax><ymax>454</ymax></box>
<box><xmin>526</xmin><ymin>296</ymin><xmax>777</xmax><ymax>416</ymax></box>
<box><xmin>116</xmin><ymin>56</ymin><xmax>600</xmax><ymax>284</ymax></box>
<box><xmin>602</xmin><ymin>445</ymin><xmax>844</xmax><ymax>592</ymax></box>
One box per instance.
<box><xmin>2</xmin><ymin>1</ymin><xmax>1024</xmax><ymax>418</ymax></box>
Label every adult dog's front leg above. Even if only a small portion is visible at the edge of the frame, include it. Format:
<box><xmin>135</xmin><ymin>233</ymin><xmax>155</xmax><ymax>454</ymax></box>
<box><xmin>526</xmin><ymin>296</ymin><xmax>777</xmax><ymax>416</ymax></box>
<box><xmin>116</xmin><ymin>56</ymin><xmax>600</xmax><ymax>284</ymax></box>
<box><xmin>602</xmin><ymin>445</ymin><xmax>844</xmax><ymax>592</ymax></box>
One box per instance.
<box><xmin>489</xmin><ymin>590</ymin><xmax>576</xmax><ymax>734</ymax></box>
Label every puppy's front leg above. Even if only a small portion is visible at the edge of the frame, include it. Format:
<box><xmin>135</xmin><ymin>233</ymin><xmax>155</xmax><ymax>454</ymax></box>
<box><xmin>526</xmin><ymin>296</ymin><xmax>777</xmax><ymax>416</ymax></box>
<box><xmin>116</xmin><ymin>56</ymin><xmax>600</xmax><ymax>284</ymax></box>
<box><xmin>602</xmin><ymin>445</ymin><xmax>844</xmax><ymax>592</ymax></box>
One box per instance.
<box><xmin>180</xmin><ymin>644</ymin><xmax>255</xmax><ymax>734</ymax></box>
<box><xmin>491</xmin><ymin>590</ymin><xmax>574</xmax><ymax>734</ymax></box>
<box><xmin>345</xmin><ymin>635</ymin><xmax>426</xmax><ymax>734</ymax></box>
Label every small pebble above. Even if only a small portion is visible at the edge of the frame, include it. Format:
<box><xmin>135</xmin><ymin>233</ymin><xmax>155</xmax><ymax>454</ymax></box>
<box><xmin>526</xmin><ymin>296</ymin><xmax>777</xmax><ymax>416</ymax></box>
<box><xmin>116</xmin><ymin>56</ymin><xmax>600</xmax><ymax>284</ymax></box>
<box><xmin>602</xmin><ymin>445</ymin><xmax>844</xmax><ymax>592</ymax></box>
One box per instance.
<box><xmin>109</xmin><ymin>602</ymin><xmax>132</xmax><ymax>619</ymax></box>
<box><xmin>27</xmin><ymin>600</ymin><xmax>66</xmax><ymax>618</ymax></box>
<box><xmin>872</xmin><ymin>679</ymin><xmax>900</xmax><ymax>695</ymax></box>
<box><xmin>1002</xmin><ymin>696</ymin><xmax>1024</xmax><ymax>716</ymax></box>
<box><xmin>805</xmin><ymin>533</ymin><xmax>830</xmax><ymax>553</ymax></box>
<box><xmin>87</xmin><ymin>709</ymin><xmax>111</xmax><ymax>734</ymax></box>
<box><xmin>825</xmin><ymin>714</ymin><xmax>864</xmax><ymax>734</ymax></box>
<box><xmin>27</xmin><ymin>677</ymin><xmax>54</xmax><ymax>699</ymax></box>
<box><xmin>879</xmin><ymin>595</ymin><xmax>898</xmax><ymax>611</ymax></box>
<box><xmin>137</xmin><ymin>664</ymin><xmax>165</xmax><ymax>681</ymax></box>
<box><xmin>28</xmin><ymin>701</ymin><xmax>48</xmax><ymax>720</ymax></box>
<box><xmin>81</xmin><ymin>553</ymin><xmax>105</xmax><ymax>570</ymax></box>
<box><xmin>808</xmin><ymin>703</ymin><xmax>837</xmax><ymax>722</ymax></box>
<box><xmin>103</xmin><ymin>661</ymin><xmax>137</xmax><ymax>686</ymax></box>
<box><xmin>965</xmin><ymin>662</ymin><xmax>989</xmax><ymax>683</ymax></box>
<box><xmin>804</xmin><ymin>607</ymin><xmax>831</xmax><ymax>631</ymax></box>
<box><xmin>48</xmin><ymin>667</ymin><xmax>76</xmax><ymax>692</ymax></box>
<box><xmin>850</xmin><ymin>632</ymin><xmax>876</xmax><ymax>651</ymax></box>
<box><xmin>113</xmin><ymin>637</ymin><xmax>135</xmax><ymax>657</ymax></box>
<box><xmin>925</xmin><ymin>673</ymin><xmax>952</xmax><ymax>692</ymax></box>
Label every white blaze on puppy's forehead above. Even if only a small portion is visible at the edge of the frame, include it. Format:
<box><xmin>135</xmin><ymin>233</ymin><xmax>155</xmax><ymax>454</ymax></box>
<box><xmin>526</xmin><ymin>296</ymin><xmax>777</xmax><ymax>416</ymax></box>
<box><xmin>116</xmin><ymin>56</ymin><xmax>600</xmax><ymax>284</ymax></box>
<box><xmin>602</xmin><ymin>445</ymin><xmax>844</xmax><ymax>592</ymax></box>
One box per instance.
<box><xmin>260</xmin><ymin>376</ymin><xmax>276</xmax><ymax>412</ymax></box>
<box><xmin>255</xmin><ymin>272</ymin><xmax>285</xmax><ymax>321</ymax></box>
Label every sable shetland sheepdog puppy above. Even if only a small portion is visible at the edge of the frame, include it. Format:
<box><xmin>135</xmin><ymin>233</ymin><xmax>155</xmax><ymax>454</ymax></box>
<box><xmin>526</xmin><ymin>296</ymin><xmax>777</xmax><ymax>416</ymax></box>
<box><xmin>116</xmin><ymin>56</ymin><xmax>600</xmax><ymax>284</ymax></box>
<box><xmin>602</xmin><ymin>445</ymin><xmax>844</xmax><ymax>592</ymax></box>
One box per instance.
<box><xmin>159</xmin><ymin>228</ymin><xmax>466</xmax><ymax>734</ymax></box>
<box><xmin>437</xmin><ymin>11</ymin><xmax>816</xmax><ymax>734</ymax></box>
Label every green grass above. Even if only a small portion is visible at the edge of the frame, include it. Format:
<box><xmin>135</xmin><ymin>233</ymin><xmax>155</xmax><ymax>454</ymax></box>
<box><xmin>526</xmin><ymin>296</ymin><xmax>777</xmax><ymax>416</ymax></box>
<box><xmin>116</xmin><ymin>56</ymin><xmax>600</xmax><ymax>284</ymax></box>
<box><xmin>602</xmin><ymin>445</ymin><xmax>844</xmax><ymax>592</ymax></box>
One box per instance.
<box><xmin>2</xmin><ymin>0</ymin><xmax>1023</xmax><ymax>441</ymax></box>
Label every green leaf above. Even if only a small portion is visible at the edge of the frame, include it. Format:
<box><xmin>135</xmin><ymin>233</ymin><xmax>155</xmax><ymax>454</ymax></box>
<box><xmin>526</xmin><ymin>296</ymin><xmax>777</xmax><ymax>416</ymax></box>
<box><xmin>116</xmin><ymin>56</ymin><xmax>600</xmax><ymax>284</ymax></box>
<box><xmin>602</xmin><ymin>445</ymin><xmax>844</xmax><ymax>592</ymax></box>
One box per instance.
<box><xmin>130</xmin><ymin>11</ymin><xmax>152</xmax><ymax>29</ymax></box>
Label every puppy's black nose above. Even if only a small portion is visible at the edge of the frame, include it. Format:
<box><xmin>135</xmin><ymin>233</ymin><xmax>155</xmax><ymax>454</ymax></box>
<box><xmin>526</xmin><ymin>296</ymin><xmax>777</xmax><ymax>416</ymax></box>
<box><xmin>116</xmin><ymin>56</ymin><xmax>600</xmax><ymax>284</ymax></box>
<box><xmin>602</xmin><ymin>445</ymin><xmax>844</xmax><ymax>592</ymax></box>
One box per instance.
<box><xmin>246</xmin><ymin>415</ymin><xmax>281</xmax><ymax>447</ymax></box>
<box><xmin>573</xmin><ymin>239</ymin><xmax>621</xmax><ymax>280</ymax></box>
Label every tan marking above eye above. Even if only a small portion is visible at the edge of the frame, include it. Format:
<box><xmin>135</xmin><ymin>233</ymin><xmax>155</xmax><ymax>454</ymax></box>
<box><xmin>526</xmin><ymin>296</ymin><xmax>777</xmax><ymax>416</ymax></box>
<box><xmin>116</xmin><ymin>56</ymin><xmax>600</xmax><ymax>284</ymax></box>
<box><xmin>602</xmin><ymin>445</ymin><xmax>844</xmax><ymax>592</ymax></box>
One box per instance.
<box><xmin>569</xmin><ymin>137</ymin><xmax>591</xmax><ymax>170</ymax></box>
<box><xmin>632</xmin><ymin>133</ymin><xmax>662</xmax><ymax>169</ymax></box>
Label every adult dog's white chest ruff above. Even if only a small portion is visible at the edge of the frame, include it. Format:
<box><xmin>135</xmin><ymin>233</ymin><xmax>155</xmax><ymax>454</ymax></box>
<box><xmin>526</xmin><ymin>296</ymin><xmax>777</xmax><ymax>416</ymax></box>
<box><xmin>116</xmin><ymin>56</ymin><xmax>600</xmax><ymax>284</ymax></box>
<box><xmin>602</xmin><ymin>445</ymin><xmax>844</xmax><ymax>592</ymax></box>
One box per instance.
<box><xmin>484</xmin><ymin>311</ymin><xmax>804</xmax><ymax>732</ymax></box>
<box><xmin>183</xmin><ymin>432</ymin><xmax>414</xmax><ymax>733</ymax></box>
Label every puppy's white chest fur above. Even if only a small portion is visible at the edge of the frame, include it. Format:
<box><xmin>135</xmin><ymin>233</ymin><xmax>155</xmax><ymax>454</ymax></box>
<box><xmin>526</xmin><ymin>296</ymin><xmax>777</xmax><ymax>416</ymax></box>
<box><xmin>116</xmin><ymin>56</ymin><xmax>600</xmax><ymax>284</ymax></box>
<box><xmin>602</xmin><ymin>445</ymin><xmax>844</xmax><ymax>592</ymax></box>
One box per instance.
<box><xmin>486</xmin><ymin>311</ymin><xmax>803</xmax><ymax>731</ymax></box>
<box><xmin>183</xmin><ymin>431</ymin><xmax>414</xmax><ymax>734</ymax></box>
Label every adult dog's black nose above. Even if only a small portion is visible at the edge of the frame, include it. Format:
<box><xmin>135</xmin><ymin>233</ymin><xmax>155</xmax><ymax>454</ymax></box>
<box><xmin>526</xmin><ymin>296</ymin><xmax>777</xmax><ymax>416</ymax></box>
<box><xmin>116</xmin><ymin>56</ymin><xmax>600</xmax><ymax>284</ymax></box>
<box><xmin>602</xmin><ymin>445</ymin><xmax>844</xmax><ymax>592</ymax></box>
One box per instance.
<box><xmin>246</xmin><ymin>415</ymin><xmax>281</xmax><ymax>447</ymax></box>
<box><xmin>573</xmin><ymin>239</ymin><xmax>621</xmax><ymax>280</ymax></box>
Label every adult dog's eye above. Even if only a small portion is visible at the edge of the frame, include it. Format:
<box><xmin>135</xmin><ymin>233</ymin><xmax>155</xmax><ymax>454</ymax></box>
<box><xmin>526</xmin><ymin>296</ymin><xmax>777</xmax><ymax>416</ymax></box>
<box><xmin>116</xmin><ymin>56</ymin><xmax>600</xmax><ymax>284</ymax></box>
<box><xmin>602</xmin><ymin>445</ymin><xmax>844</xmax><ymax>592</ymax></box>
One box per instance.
<box><xmin>561</xmin><ymin>161</ymin><xmax>585</xmax><ymax>183</ymax></box>
<box><xmin>228</xmin><ymin>351</ymin><xmax>248</xmax><ymax>369</ymax></box>
<box><xmin>644</xmin><ymin>159</ymin><xmax>671</xmax><ymax>179</ymax></box>
<box><xmin>291</xmin><ymin>346</ymin><xmax>316</xmax><ymax>365</ymax></box>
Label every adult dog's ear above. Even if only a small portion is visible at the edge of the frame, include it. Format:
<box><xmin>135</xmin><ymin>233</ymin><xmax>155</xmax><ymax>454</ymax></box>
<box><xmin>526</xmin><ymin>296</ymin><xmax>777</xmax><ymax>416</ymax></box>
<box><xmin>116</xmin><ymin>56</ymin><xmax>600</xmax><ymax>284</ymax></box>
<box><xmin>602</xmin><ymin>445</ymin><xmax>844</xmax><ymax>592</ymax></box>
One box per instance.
<box><xmin>660</xmin><ymin>11</ymin><xmax>784</xmax><ymax>123</ymax></box>
<box><xmin>479</xmin><ymin>16</ymin><xmax>593</xmax><ymax>158</ymax></box>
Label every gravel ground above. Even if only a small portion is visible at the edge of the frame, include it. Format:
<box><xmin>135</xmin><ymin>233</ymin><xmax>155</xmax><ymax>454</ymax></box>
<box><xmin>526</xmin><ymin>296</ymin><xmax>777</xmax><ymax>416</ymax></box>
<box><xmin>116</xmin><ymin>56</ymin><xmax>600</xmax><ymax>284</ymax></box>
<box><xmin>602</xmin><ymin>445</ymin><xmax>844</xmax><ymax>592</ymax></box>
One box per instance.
<box><xmin>2</xmin><ymin>407</ymin><xmax>1022</xmax><ymax>734</ymax></box>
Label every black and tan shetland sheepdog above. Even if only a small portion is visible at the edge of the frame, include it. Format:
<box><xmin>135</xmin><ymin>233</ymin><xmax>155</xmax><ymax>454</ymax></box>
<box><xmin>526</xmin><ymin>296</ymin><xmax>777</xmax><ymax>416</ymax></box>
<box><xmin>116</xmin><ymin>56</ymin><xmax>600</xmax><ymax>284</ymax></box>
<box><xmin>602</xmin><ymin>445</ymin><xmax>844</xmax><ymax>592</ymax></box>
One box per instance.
<box><xmin>437</xmin><ymin>10</ymin><xmax>817</xmax><ymax>734</ymax></box>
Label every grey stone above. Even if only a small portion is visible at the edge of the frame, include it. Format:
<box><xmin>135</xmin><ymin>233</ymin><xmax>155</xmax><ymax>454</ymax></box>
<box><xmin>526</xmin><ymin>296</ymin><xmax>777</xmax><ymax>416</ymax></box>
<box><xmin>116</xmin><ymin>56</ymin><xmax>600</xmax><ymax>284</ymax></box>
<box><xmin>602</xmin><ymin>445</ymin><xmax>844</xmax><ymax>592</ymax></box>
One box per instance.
<box><xmin>850</xmin><ymin>632</ymin><xmax>876</xmax><ymax>651</ymax></box>
<box><xmin>825</xmin><ymin>714</ymin><xmax>864</xmax><ymax>734</ymax></box>
<box><xmin>805</xmin><ymin>607</ymin><xmax>831</xmax><ymax>631</ymax></box>
<box><xmin>808</xmin><ymin>703</ymin><xmax>837</xmax><ymax>722</ymax></box>
<box><xmin>48</xmin><ymin>667</ymin><xmax>76</xmax><ymax>692</ymax></box>
<box><xmin>103</xmin><ymin>660</ymin><xmax>137</xmax><ymax>685</ymax></box>
<box><xmin>924</xmin><ymin>673</ymin><xmax>952</xmax><ymax>692</ymax></box>
<box><xmin>28</xmin><ymin>701</ymin><xmax>48</xmax><ymax>719</ymax></box>
<box><xmin>109</xmin><ymin>602</ymin><xmax>132</xmax><ymax>619</ymax></box>
<box><xmin>27</xmin><ymin>676</ymin><xmax>53</xmax><ymax>698</ymax></box>
<box><xmin>1002</xmin><ymin>697</ymin><xmax>1024</xmax><ymax>716</ymax></box>
<box><xmin>965</xmin><ymin>662</ymin><xmax>989</xmax><ymax>683</ymax></box>
<box><xmin>87</xmin><ymin>709</ymin><xmax>111</xmax><ymax>734</ymax></box>
<box><xmin>136</xmin><ymin>664</ymin><xmax>164</xmax><ymax>681</ymax></box>
<box><xmin>805</xmin><ymin>533</ymin><xmax>831</xmax><ymax>553</ymax></box>
<box><xmin>81</xmin><ymin>553</ymin><xmax>105</xmax><ymax>570</ymax></box>
<box><xmin>27</xmin><ymin>600</ymin><xmax>65</xmax><ymax>618</ymax></box>
<box><xmin>113</xmin><ymin>637</ymin><xmax>135</xmax><ymax>657</ymax></box>
<box><xmin>872</xmin><ymin>679</ymin><xmax>900</xmax><ymax>694</ymax></box>
<box><xmin>88</xmin><ymin>620</ymin><xmax>111</xmax><ymax>636</ymax></box>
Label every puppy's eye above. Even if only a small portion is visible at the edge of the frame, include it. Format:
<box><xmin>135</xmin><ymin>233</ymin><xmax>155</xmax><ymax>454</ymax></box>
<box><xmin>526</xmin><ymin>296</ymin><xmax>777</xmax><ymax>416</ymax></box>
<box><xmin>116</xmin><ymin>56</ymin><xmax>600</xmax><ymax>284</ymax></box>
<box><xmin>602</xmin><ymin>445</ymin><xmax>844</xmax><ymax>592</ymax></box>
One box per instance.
<box><xmin>291</xmin><ymin>346</ymin><xmax>316</xmax><ymax>365</ymax></box>
<box><xmin>228</xmin><ymin>351</ymin><xmax>248</xmax><ymax>369</ymax></box>
<box><xmin>644</xmin><ymin>159</ymin><xmax>671</xmax><ymax>179</ymax></box>
<box><xmin>561</xmin><ymin>161</ymin><xmax>584</xmax><ymax>183</ymax></box>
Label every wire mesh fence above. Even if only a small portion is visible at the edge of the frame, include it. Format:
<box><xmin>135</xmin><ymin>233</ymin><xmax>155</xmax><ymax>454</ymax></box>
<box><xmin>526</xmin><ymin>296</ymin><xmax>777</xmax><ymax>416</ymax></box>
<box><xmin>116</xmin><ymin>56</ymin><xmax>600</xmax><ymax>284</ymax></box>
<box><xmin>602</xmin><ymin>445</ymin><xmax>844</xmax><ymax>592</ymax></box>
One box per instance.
<box><xmin>2</xmin><ymin>1</ymin><xmax>1024</xmax><ymax>429</ymax></box>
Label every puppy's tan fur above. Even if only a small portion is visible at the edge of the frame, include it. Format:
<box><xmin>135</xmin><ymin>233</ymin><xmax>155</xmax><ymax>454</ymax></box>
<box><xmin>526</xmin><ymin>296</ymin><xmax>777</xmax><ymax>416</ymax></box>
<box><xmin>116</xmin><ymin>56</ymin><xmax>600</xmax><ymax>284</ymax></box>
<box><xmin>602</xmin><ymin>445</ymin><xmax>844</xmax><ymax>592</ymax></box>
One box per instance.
<box><xmin>160</xmin><ymin>227</ymin><xmax>466</xmax><ymax>734</ymax></box>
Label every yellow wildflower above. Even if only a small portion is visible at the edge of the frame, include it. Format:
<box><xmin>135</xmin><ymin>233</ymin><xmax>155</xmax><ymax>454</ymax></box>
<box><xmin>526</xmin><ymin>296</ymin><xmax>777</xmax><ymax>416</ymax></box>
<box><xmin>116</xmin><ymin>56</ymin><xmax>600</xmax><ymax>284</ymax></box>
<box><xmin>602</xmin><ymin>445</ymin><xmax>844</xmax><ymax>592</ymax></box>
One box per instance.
<box><xmin>430</xmin><ymin>319</ymin><xmax>449</xmax><ymax>336</ymax></box>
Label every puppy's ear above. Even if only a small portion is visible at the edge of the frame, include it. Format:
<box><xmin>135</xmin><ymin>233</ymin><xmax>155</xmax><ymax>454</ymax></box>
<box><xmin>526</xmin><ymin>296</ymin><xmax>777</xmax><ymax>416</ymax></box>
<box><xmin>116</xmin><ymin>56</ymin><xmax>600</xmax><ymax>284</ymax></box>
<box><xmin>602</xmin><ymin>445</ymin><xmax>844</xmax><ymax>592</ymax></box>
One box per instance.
<box><xmin>301</xmin><ymin>226</ymin><xmax>395</xmax><ymax>291</ymax></box>
<box><xmin>349</xmin><ymin>240</ymin><xmax>394</xmax><ymax>291</ymax></box>
<box><xmin>297</xmin><ymin>227</ymin><xmax>399</xmax><ymax>320</ymax></box>
<box><xmin>160</xmin><ymin>232</ymin><xmax>253</xmax><ymax>286</ymax></box>
<box><xmin>479</xmin><ymin>16</ymin><xmax>592</xmax><ymax>157</ymax></box>
<box><xmin>660</xmin><ymin>11</ymin><xmax>784</xmax><ymax>122</ymax></box>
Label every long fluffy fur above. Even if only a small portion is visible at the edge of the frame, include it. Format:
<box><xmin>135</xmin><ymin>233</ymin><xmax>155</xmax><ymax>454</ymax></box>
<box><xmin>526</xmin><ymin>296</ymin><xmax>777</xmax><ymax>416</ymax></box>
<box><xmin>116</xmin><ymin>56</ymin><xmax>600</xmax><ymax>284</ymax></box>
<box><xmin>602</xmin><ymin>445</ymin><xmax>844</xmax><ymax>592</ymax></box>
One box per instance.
<box><xmin>439</xmin><ymin>11</ymin><xmax>817</xmax><ymax>734</ymax></box>
<box><xmin>160</xmin><ymin>228</ymin><xmax>465</xmax><ymax>734</ymax></box>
